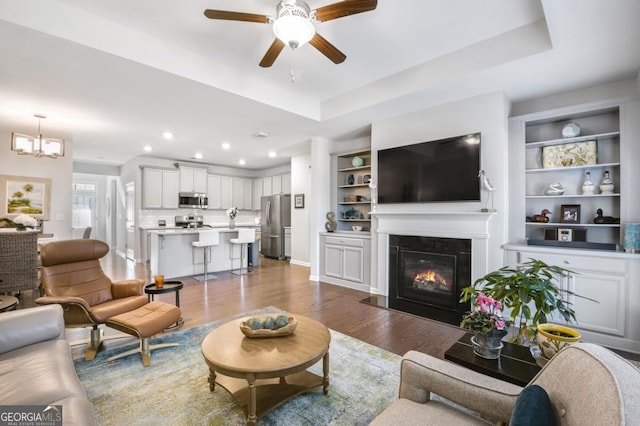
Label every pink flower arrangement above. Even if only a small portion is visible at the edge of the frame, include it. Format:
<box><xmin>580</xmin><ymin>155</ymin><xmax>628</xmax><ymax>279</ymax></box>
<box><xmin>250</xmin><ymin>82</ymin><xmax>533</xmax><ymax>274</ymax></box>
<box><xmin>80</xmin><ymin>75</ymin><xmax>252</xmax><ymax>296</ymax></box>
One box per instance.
<box><xmin>460</xmin><ymin>293</ymin><xmax>511</xmax><ymax>335</ymax></box>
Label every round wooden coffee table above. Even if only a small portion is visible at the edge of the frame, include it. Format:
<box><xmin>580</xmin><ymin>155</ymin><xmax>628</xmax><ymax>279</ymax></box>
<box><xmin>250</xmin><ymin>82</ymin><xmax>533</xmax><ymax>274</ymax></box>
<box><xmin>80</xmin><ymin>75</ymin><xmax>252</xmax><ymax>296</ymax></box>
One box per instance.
<box><xmin>201</xmin><ymin>314</ymin><xmax>331</xmax><ymax>425</ymax></box>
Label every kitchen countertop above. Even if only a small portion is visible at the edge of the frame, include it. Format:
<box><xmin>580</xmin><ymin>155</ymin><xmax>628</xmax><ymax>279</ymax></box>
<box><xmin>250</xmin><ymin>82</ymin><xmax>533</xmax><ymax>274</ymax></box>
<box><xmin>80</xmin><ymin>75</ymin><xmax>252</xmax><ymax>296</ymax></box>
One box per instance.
<box><xmin>140</xmin><ymin>223</ymin><xmax>259</xmax><ymax>230</ymax></box>
<box><xmin>148</xmin><ymin>227</ymin><xmax>256</xmax><ymax>235</ymax></box>
<box><xmin>320</xmin><ymin>231</ymin><xmax>371</xmax><ymax>238</ymax></box>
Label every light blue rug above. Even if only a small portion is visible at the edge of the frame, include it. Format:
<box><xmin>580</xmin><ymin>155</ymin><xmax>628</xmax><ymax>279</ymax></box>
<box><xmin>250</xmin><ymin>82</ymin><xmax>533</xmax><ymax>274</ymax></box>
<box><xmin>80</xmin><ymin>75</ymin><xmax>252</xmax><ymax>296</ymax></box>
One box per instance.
<box><xmin>74</xmin><ymin>307</ymin><xmax>401</xmax><ymax>425</ymax></box>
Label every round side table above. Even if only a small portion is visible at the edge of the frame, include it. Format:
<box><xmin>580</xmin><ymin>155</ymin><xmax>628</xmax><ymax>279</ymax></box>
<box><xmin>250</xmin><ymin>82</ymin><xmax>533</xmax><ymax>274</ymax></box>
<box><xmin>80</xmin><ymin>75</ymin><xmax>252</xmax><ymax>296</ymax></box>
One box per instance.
<box><xmin>0</xmin><ymin>295</ymin><xmax>19</xmax><ymax>312</ymax></box>
<box><xmin>144</xmin><ymin>281</ymin><xmax>184</xmax><ymax>330</ymax></box>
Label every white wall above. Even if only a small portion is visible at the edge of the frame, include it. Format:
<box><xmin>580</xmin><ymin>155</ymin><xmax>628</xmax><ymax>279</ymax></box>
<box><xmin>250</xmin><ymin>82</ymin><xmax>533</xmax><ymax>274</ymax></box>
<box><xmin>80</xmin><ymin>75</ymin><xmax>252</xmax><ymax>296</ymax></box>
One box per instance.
<box><xmin>308</xmin><ymin>137</ymin><xmax>332</xmax><ymax>280</ymax></box>
<box><xmin>369</xmin><ymin>91</ymin><xmax>511</xmax><ymax>290</ymax></box>
<box><xmin>0</xmin><ymin>132</ymin><xmax>73</xmax><ymax>239</ymax></box>
<box><xmin>290</xmin><ymin>153</ymin><xmax>311</xmax><ymax>266</ymax></box>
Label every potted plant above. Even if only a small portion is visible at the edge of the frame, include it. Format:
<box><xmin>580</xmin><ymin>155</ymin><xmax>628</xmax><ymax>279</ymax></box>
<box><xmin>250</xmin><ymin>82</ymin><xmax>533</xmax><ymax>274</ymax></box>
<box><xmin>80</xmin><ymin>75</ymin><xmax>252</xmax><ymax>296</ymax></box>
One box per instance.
<box><xmin>460</xmin><ymin>292</ymin><xmax>511</xmax><ymax>359</ymax></box>
<box><xmin>460</xmin><ymin>259</ymin><xmax>591</xmax><ymax>345</ymax></box>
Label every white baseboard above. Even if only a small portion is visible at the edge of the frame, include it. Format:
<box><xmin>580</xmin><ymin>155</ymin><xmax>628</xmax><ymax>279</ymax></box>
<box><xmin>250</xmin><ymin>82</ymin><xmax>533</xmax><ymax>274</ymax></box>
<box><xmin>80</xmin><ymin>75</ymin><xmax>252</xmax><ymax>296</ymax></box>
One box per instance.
<box><xmin>289</xmin><ymin>259</ymin><xmax>310</xmax><ymax>267</ymax></box>
<box><xmin>309</xmin><ymin>275</ymin><xmax>319</xmax><ymax>282</ymax></box>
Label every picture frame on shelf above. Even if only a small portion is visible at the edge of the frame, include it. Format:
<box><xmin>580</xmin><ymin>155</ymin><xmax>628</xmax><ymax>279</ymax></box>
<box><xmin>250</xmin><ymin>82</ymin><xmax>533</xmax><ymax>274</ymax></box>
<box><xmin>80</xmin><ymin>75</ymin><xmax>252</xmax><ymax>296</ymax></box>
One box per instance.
<box><xmin>560</xmin><ymin>204</ymin><xmax>581</xmax><ymax>224</ymax></box>
<box><xmin>542</xmin><ymin>141</ymin><xmax>597</xmax><ymax>168</ymax></box>
<box><xmin>294</xmin><ymin>194</ymin><xmax>305</xmax><ymax>209</ymax></box>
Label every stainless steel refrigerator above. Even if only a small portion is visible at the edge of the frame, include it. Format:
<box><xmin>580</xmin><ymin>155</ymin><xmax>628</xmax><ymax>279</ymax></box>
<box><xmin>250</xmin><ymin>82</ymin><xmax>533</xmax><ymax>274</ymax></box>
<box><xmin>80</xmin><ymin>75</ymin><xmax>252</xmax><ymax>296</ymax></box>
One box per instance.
<box><xmin>261</xmin><ymin>194</ymin><xmax>291</xmax><ymax>259</ymax></box>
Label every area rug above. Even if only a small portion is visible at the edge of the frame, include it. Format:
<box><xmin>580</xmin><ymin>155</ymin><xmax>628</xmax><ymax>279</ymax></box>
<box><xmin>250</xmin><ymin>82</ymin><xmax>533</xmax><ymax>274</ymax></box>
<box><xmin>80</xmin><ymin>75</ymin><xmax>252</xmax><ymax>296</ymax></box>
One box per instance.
<box><xmin>74</xmin><ymin>307</ymin><xmax>401</xmax><ymax>425</ymax></box>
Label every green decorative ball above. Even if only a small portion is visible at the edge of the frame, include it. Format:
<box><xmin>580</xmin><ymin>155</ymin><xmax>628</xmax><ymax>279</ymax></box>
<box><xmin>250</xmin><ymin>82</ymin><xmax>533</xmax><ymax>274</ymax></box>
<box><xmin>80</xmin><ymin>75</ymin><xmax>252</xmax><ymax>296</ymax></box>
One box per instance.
<box><xmin>274</xmin><ymin>315</ymin><xmax>289</xmax><ymax>329</ymax></box>
<box><xmin>262</xmin><ymin>317</ymin><xmax>275</xmax><ymax>330</ymax></box>
<box><xmin>249</xmin><ymin>318</ymin><xmax>262</xmax><ymax>330</ymax></box>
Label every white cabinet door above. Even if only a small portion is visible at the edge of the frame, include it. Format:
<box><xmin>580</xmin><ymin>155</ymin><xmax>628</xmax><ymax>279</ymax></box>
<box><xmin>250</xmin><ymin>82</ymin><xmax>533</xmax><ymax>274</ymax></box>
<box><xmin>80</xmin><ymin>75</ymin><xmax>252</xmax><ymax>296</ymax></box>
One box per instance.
<box><xmin>282</xmin><ymin>173</ymin><xmax>291</xmax><ymax>194</ymax></box>
<box><xmin>207</xmin><ymin>174</ymin><xmax>221</xmax><ymax>209</ymax></box>
<box><xmin>568</xmin><ymin>270</ymin><xmax>626</xmax><ymax>336</ymax></box>
<box><xmin>324</xmin><ymin>244</ymin><xmax>343</xmax><ymax>279</ymax></box>
<box><xmin>179</xmin><ymin>167</ymin><xmax>194</xmax><ymax>192</ymax></box>
<box><xmin>143</xmin><ymin>168</ymin><xmax>163</xmax><ymax>209</ymax></box>
<box><xmin>162</xmin><ymin>170</ymin><xmax>179</xmax><ymax>209</ymax></box>
<box><xmin>253</xmin><ymin>178</ymin><xmax>262</xmax><ymax>210</ymax></box>
<box><xmin>262</xmin><ymin>176</ymin><xmax>272</xmax><ymax>196</ymax></box>
<box><xmin>220</xmin><ymin>176</ymin><xmax>233</xmax><ymax>209</ymax></box>
<box><xmin>233</xmin><ymin>177</ymin><xmax>243</xmax><ymax>209</ymax></box>
<box><xmin>193</xmin><ymin>168</ymin><xmax>207</xmax><ymax>193</ymax></box>
<box><xmin>284</xmin><ymin>229</ymin><xmax>291</xmax><ymax>258</ymax></box>
<box><xmin>243</xmin><ymin>178</ymin><xmax>253</xmax><ymax>210</ymax></box>
<box><xmin>343</xmin><ymin>246</ymin><xmax>364</xmax><ymax>283</ymax></box>
<box><xmin>272</xmin><ymin>175</ymin><xmax>282</xmax><ymax>194</ymax></box>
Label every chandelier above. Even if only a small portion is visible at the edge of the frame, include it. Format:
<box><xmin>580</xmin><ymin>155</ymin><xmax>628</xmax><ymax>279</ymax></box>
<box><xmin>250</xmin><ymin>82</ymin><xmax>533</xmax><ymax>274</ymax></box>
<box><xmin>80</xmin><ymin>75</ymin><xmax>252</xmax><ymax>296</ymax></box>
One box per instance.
<box><xmin>11</xmin><ymin>114</ymin><xmax>65</xmax><ymax>159</ymax></box>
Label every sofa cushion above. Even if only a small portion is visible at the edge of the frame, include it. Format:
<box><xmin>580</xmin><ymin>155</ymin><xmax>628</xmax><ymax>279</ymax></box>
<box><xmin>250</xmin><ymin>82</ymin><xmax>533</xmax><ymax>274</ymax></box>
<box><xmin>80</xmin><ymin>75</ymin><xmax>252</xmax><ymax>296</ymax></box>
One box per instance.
<box><xmin>510</xmin><ymin>385</ymin><xmax>554</xmax><ymax>426</ymax></box>
<box><xmin>0</xmin><ymin>339</ymin><xmax>88</xmax><ymax>404</ymax></box>
<box><xmin>370</xmin><ymin>398</ymin><xmax>492</xmax><ymax>426</ymax></box>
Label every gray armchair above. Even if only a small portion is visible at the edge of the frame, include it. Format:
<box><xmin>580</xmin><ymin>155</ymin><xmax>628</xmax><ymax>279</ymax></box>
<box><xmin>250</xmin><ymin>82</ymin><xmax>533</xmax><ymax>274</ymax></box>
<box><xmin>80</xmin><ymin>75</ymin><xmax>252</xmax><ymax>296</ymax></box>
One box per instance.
<box><xmin>371</xmin><ymin>343</ymin><xmax>640</xmax><ymax>425</ymax></box>
<box><xmin>0</xmin><ymin>231</ymin><xmax>38</xmax><ymax>294</ymax></box>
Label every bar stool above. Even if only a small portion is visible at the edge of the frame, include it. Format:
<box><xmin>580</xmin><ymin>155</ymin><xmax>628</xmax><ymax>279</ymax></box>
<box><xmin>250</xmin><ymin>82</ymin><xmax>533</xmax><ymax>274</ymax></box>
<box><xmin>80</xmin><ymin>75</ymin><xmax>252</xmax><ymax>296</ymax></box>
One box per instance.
<box><xmin>192</xmin><ymin>230</ymin><xmax>219</xmax><ymax>283</ymax></box>
<box><xmin>229</xmin><ymin>229</ymin><xmax>256</xmax><ymax>275</ymax></box>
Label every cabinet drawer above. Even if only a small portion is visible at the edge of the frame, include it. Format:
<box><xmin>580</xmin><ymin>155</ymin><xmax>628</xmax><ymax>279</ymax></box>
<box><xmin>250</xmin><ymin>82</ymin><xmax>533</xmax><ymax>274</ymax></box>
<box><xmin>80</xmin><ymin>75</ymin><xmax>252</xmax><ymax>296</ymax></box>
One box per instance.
<box><xmin>325</xmin><ymin>236</ymin><xmax>364</xmax><ymax>248</ymax></box>
<box><xmin>519</xmin><ymin>251</ymin><xmax>626</xmax><ymax>275</ymax></box>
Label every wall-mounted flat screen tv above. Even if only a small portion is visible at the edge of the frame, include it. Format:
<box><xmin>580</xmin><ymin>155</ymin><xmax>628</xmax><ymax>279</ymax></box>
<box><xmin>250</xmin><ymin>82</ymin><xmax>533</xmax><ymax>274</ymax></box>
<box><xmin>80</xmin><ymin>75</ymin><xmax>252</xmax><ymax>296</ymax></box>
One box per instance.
<box><xmin>377</xmin><ymin>133</ymin><xmax>481</xmax><ymax>203</ymax></box>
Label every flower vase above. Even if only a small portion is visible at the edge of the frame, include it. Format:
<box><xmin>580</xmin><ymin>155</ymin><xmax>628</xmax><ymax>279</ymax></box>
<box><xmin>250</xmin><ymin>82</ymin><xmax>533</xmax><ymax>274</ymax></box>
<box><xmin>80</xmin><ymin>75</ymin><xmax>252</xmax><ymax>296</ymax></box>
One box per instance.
<box><xmin>471</xmin><ymin>329</ymin><xmax>507</xmax><ymax>359</ymax></box>
<box><xmin>229</xmin><ymin>219</ymin><xmax>235</xmax><ymax>229</ymax></box>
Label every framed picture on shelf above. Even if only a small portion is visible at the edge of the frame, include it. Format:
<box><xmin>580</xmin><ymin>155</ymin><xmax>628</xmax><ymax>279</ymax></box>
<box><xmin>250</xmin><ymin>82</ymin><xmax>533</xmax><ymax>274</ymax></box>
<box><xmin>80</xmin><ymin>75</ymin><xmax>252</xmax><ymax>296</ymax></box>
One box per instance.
<box><xmin>542</xmin><ymin>141</ymin><xmax>597</xmax><ymax>168</ymax></box>
<box><xmin>294</xmin><ymin>194</ymin><xmax>305</xmax><ymax>209</ymax></box>
<box><xmin>560</xmin><ymin>204</ymin><xmax>581</xmax><ymax>224</ymax></box>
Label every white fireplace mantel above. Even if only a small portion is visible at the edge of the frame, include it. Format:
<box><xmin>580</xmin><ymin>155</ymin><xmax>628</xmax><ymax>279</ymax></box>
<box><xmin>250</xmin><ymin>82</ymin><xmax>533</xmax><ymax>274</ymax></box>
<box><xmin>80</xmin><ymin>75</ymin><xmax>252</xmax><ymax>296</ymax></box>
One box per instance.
<box><xmin>372</xmin><ymin>210</ymin><xmax>496</xmax><ymax>296</ymax></box>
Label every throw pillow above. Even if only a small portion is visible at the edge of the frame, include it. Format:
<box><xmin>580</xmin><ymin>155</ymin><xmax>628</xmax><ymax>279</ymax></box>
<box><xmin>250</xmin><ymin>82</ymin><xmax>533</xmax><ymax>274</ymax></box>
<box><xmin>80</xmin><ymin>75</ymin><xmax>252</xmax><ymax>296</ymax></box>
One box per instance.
<box><xmin>509</xmin><ymin>384</ymin><xmax>555</xmax><ymax>426</ymax></box>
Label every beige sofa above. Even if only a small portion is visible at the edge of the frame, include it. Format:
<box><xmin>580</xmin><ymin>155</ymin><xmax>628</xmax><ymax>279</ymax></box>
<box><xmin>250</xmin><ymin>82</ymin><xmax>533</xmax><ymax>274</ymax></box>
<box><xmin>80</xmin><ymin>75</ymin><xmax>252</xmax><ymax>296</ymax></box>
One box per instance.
<box><xmin>0</xmin><ymin>305</ymin><xmax>96</xmax><ymax>425</ymax></box>
<box><xmin>372</xmin><ymin>343</ymin><xmax>640</xmax><ymax>425</ymax></box>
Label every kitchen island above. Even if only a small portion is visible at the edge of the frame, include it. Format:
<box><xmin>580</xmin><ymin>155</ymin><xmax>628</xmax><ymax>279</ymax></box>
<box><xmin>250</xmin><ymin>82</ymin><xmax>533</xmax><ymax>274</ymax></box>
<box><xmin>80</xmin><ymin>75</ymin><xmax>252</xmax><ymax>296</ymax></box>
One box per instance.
<box><xmin>148</xmin><ymin>228</ymin><xmax>257</xmax><ymax>279</ymax></box>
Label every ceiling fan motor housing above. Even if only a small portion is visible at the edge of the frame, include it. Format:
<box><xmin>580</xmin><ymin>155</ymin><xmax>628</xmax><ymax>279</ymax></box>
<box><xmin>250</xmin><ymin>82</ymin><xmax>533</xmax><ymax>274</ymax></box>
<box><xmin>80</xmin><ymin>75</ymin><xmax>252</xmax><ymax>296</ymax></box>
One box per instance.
<box><xmin>274</xmin><ymin>0</ymin><xmax>315</xmax><ymax>50</ymax></box>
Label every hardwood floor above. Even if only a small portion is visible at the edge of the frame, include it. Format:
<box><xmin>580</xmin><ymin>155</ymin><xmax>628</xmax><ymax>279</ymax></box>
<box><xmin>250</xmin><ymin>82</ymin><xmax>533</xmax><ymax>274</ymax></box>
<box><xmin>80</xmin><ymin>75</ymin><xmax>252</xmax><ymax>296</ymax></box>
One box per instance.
<box><xmin>19</xmin><ymin>251</ymin><xmax>466</xmax><ymax>359</ymax></box>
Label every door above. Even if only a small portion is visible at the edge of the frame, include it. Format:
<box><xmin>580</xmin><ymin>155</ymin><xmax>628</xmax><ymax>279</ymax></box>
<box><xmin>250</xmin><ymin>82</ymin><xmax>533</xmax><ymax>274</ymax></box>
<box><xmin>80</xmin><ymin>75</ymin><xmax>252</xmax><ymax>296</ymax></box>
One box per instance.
<box><xmin>125</xmin><ymin>182</ymin><xmax>135</xmax><ymax>260</ymax></box>
<box><xmin>343</xmin><ymin>246</ymin><xmax>364</xmax><ymax>283</ymax></box>
<box><xmin>324</xmin><ymin>244</ymin><xmax>343</xmax><ymax>279</ymax></box>
<box><xmin>72</xmin><ymin>181</ymin><xmax>97</xmax><ymax>239</ymax></box>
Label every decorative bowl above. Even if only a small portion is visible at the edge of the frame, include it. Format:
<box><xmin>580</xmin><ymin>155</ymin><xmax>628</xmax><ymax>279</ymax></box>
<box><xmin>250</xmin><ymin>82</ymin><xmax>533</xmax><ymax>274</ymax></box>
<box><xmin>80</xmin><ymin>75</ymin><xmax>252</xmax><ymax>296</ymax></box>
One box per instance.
<box><xmin>240</xmin><ymin>316</ymin><xmax>297</xmax><ymax>338</ymax></box>
<box><xmin>351</xmin><ymin>156</ymin><xmax>364</xmax><ymax>167</ymax></box>
<box><xmin>561</xmin><ymin>122</ymin><xmax>581</xmax><ymax>138</ymax></box>
<box><xmin>352</xmin><ymin>226</ymin><xmax>363</xmax><ymax>231</ymax></box>
<box><xmin>535</xmin><ymin>323</ymin><xmax>581</xmax><ymax>359</ymax></box>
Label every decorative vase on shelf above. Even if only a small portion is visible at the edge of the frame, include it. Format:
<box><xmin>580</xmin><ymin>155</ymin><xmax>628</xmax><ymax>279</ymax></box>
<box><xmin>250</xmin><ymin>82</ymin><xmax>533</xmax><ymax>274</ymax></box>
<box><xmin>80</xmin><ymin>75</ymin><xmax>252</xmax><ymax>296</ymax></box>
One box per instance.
<box><xmin>599</xmin><ymin>170</ymin><xmax>614</xmax><ymax>195</ymax></box>
<box><xmin>347</xmin><ymin>174</ymin><xmax>355</xmax><ymax>185</ymax></box>
<box><xmin>561</xmin><ymin>122</ymin><xmax>581</xmax><ymax>138</ymax></box>
<box><xmin>229</xmin><ymin>219</ymin><xmax>235</xmax><ymax>229</ymax></box>
<box><xmin>471</xmin><ymin>329</ymin><xmax>507</xmax><ymax>360</ymax></box>
<box><xmin>581</xmin><ymin>171</ymin><xmax>595</xmax><ymax>195</ymax></box>
<box><xmin>351</xmin><ymin>156</ymin><xmax>364</xmax><ymax>167</ymax></box>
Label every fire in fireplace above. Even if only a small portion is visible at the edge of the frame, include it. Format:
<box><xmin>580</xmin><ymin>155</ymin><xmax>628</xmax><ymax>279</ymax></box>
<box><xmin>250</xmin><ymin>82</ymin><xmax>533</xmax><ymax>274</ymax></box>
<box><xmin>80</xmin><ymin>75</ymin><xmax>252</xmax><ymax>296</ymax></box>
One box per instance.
<box><xmin>389</xmin><ymin>235</ymin><xmax>471</xmax><ymax>325</ymax></box>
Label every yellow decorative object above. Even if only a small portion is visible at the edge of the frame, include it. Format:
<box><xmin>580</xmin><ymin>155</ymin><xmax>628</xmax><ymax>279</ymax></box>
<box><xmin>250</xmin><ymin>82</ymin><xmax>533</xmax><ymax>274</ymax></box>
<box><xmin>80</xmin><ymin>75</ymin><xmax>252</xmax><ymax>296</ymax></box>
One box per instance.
<box><xmin>535</xmin><ymin>323</ymin><xmax>581</xmax><ymax>359</ymax></box>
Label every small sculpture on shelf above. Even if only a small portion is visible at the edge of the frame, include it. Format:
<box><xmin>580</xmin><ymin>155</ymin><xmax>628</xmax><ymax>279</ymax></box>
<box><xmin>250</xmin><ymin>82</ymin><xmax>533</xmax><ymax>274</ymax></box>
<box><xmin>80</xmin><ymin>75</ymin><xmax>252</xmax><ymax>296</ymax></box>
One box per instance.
<box><xmin>325</xmin><ymin>212</ymin><xmax>337</xmax><ymax>232</ymax></box>
<box><xmin>527</xmin><ymin>209</ymin><xmax>551</xmax><ymax>223</ymax></box>
<box><xmin>581</xmin><ymin>171</ymin><xmax>595</xmax><ymax>195</ymax></box>
<box><xmin>599</xmin><ymin>170</ymin><xmax>614</xmax><ymax>195</ymax></box>
<box><xmin>593</xmin><ymin>208</ymin><xmax>620</xmax><ymax>224</ymax></box>
<box><xmin>543</xmin><ymin>182</ymin><xmax>565</xmax><ymax>196</ymax></box>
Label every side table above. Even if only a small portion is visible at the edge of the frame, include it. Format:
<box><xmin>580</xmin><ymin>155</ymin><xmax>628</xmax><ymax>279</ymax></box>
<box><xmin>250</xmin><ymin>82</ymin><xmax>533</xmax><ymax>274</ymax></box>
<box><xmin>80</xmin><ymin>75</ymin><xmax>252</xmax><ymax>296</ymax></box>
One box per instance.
<box><xmin>0</xmin><ymin>295</ymin><xmax>19</xmax><ymax>312</ymax></box>
<box><xmin>144</xmin><ymin>281</ymin><xmax>184</xmax><ymax>330</ymax></box>
<box><xmin>444</xmin><ymin>333</ymin><xmax>541</xmax><ymax>387</ymax></box>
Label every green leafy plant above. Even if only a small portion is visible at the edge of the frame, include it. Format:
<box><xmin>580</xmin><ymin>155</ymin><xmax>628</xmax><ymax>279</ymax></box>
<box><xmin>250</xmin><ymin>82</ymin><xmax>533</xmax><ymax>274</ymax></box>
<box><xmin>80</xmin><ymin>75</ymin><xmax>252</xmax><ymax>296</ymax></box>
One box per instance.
<box><xmin>460</xmin><ymin>259</ymin><xmax>594</xmax><ymax>344</ymax></box>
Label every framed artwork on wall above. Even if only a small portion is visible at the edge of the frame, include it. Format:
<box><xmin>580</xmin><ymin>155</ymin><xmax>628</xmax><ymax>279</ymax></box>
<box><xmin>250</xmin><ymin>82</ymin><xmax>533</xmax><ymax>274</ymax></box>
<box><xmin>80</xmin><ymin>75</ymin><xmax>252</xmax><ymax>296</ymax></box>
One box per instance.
<box><xmin>1</xmin><ymin>175</ymin><xmax>51</xmax><ymax>220</ymax></box>
<box><xmin>294</xmin><ymin>194</ymin><xmax>305</xmax><ymax>209</ymax></box>
<box><xmin>560</xmin><ymin>204</ymin><xmax>580</xmax><ymax>224</ymax></box>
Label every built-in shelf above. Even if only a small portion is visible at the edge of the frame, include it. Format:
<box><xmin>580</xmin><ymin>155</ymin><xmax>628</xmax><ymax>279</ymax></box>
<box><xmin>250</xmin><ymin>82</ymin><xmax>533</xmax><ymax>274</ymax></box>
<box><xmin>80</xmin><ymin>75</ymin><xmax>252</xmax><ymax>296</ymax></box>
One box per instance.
<box><xmin>338</xmin><ymin>184</ymin><xmax>370</xmax><ymax>188</ymax></box>
<box><xmin>338</xmin><ymin>165</ymin><xmax>371</xmax><ymax>172</ymax></box>
<box><xmin>338</xmin><ymin>219</ymin><xmax>371</xmax><ymax>222</ymax></box>
<box><xmin>525</xmin><ymin>222</ymin><xmax>620</xmax><ymax>228</ymax></box>
<box><xmin>526</xmin><ymin>162</ymin><xmax>620</xmax><ymax>173</ymax></box>
<box><xmin>338</xmin><ymin>201</ymin><xmax>371</xmax><ymax>205</ymax></box>
<box><xmin>526</xmin><ymin>193</ymin><xmax>620</xmax><ymax>199</ymax></box>
<box><xmin>525</xmin><ymin>131</ymin><xmax>620</xmax><ymax>148</ymax></box>
<box><xmin>336</xmin><ymin>150</ymin><xmax>372</xmax><ymax>232</ymax></box>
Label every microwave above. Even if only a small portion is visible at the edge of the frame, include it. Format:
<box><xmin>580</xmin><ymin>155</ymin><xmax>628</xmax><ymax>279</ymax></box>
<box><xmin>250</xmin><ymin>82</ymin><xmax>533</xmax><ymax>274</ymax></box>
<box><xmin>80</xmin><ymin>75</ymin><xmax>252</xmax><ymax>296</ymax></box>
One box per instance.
<box><xmin>178</xmin><ymin>192</ymin><xmax>208</xmax><ymax>209</ymax></box>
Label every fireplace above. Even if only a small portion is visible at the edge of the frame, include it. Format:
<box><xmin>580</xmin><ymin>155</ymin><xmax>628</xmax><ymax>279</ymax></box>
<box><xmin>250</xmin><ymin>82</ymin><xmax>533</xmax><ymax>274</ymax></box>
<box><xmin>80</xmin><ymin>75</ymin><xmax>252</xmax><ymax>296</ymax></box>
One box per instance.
<box><xmin>389</xmin><ymin>235</ymin><xmax>471</xmax><ymax>325</ymax></box>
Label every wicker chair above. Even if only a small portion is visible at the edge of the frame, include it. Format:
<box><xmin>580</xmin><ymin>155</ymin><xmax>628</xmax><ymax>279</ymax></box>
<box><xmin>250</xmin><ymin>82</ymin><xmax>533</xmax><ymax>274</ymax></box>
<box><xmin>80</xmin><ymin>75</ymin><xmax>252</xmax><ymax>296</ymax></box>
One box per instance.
<box><xmin>0</xmin><ymin>231</ymin><xmax>39</xmax><ymax>295</ymax></box>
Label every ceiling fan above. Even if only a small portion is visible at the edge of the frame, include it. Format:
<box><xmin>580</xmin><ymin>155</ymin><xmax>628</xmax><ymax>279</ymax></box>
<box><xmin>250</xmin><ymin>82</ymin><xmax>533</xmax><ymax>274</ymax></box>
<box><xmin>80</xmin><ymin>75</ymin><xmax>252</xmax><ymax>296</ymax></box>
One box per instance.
<box><xmin>204</xmin><ymin>0</ymin><xmax>378</xmax><ymax>67</ymax></box>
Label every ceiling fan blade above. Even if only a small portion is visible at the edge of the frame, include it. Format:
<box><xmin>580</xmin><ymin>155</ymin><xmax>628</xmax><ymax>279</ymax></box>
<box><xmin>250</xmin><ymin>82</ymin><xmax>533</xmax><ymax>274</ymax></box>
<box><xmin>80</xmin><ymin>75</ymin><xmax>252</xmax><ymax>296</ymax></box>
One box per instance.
<box><xmin>309</xmin><ymin>33</ymin><xmax>346</xmax><ymax>64</ymax></box>
<box><xmin>204</xmin><ymin>9</ymin><xmax>270</xmax><ymax>24</ymax></box>
<box><xmin>259</xmin><ymin>38</ymin><xmax>286</xmax><ymax>68</ymax></box>
<box><xmin>314</xmin><ymin>0</ymin><xmax>377</xmax><ymax>22</ymax></box>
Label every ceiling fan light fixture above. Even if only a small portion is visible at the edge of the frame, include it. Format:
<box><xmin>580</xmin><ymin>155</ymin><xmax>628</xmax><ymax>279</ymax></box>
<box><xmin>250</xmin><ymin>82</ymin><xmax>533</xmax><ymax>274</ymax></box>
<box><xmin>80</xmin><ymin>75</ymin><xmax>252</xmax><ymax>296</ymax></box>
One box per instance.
<box><xmin>273</xmin><ymin>1</ymin><xmax>315</xmax><ymax>50</ymax></box>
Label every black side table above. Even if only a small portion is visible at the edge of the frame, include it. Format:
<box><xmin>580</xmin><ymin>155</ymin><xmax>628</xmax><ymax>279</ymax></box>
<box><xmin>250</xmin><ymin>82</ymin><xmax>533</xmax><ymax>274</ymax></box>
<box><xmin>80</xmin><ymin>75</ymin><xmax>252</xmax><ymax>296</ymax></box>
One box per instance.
<box><xmin>144</xmin><ymin>281</ymin><xmax>184</xmax><ymax>330</ymax></box>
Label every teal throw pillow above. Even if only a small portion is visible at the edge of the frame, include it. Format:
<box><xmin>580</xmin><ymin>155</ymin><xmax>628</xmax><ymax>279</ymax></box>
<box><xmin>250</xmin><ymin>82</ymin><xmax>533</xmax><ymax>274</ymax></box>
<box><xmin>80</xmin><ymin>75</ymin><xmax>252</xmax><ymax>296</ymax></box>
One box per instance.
<box><xmin>509</xmin><ymin>384</ymin><xmax>555</xmax><ymax>426</ymax></box>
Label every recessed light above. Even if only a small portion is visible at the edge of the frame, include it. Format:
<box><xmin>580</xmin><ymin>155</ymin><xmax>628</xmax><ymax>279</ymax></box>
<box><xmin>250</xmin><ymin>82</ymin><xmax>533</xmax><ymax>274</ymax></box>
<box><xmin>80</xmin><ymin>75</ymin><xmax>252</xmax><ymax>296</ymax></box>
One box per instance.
<box><xmin>194</xmin><ymin>153</ymin><xmax>203</xmax><ymax>159</ymax></box>
<box><xmin>222</xmin><ymin>142</ymin><xmax>231</xmax><ymax>150</ymax></box>
<box><xmin>143</xmin><ymin>145</ymin><xmax>152</xmax><ymax>152</ymax></box>
<box><xmin>239</xmin><ymin>159</ymin><xmax>246</xmax><ymax>166</ymax></box>
<box><xmin>162</xmin><ymin>132</ymin><xmax>174</xmax><ymax>140</ymax></box>
<box><xmin>268</xmin><ymin>151</ymin><xmax>276</xmax><ymax>158</ymax></box>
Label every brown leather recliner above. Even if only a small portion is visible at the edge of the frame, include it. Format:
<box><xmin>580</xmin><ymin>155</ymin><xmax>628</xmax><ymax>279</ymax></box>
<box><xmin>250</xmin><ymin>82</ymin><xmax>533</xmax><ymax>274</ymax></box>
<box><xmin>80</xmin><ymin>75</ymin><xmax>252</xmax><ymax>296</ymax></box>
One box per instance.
<box><xmin>36</xmin><ymin>239</ymin><xmax>148</xmax><ymax>361</ymax></box>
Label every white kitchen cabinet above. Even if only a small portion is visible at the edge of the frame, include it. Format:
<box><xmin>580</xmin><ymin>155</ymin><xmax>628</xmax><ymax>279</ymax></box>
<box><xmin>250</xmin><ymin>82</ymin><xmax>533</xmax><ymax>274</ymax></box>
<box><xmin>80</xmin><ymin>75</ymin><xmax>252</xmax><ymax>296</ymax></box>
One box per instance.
<box><xmin>262</xmin><ymin>176</ymin><xmax>272</xmax><ymax>196</ymax></box>
<box><xmin>207</xmin><ymin>174</ymin><xmax>221</xmax><ymax>209</ymax></box>
<box><xmin>282</xmin><ymin>173</ymin><xmax>291</xmax><ymax>194</ymax></box>
<box><xmin>243</xmin><ymin>178</ymin><xmax>253</xmax><ymax>210</ymax></box>
<box><xmin>253</xmin><ymin>178</ymin><xmax>262</xmax><ymax>210</ymax></box>
<box><xmin>319</xmin><ymin>233</ymin><xmax>371</xmax><ymax>292</ymax></box>
<box><xmin>272</xmin><ymin>174</ymin><xmax>282</xmax><ymax>194</ymax></box>
<box><xmin>220</xmin><ymin>176</ymin><xmax>233</xmax><ymax>209</ymax></box>
<box><xmin>179</xmin><ymin>166</ymin><xmax>207</xmax><ymax>193</ymax></box>
<box><xmin>142</xmin><ymin>167</ymin><xmax>179</xmax><ymax>209</ymax></box>
<box><xmin>284</xmin><ymin>228</ymin><xmax>291</xmax><ymax>258</ymax></box>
